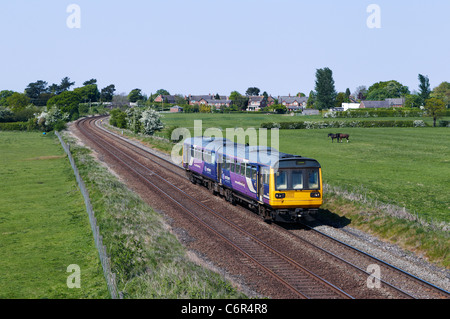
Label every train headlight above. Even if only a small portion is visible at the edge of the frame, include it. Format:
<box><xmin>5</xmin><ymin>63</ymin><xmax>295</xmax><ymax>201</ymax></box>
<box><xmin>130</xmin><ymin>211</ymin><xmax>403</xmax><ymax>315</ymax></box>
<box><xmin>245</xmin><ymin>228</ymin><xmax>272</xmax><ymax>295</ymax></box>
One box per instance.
<box><xmin>310</xmin><ymin>192</ymin><xmax>321</xmax><ymax>198</ymax></box>
<box><xmin>275</xmin><ymin>193</ymin><xmax>285</xmax><ymax>199</ymax></box>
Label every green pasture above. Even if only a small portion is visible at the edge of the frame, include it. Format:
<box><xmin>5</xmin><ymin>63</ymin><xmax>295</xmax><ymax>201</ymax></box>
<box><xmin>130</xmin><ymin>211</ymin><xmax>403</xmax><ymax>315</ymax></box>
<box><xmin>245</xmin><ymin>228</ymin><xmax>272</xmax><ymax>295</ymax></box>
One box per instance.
<box><xmin>160</xmin><ymin>113</ymin><xmax>450</xmax><ymax>224</ymax></box>
<box><xmin>0</xmin><ymin>131</ymin><xmax>108</xmax><ymax>298</ymax></box>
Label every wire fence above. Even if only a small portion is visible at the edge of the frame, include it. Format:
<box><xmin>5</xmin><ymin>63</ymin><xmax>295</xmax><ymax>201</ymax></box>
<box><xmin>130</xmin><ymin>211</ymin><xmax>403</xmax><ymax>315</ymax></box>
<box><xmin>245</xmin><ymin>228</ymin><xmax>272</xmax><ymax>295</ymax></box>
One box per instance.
<box><xmin>55</xmin><ymin>131</ymin><xmax>121</xmax><ymax>299</ymax></box>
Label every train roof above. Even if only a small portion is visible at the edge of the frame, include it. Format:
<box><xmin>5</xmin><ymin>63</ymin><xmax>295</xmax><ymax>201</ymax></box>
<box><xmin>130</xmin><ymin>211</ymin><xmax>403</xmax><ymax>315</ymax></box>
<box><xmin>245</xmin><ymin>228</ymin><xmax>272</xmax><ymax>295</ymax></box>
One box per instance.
<box><xmin>184</xmin><ymin>136</ymin><xmax>320</xmax><ymax>168</ymax></box>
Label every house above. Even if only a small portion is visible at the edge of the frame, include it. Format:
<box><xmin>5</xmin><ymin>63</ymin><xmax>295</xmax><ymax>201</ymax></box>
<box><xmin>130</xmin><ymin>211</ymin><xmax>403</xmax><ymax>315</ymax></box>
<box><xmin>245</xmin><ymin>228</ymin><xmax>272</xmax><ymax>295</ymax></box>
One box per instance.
<box><xmin>170</xmin><ymin>105</ymin><xmax>183</xmax><ymax>113</ymax></box>
<box><xmin>386</xmin><ymin>98</ymin><xmax>405</xmax><ymax>107</ymax></box>
<box><xmin>206</xmin><ymin>99</ymin><xmax>232</xmax><ymax>109</ymax></box>
<box><xmin>302</xmin><ymin>109</ymin><xmax>320</xmax><ymax>115</ymax></box>
<box><xmin>278</xmin><ymin>95</ymin><xmax>308</xmax><ymax>111</ymax></box>
<box><xmin>341</xmin><ymin>103</ymin><xmax>361</xmax><ymax>111</ymax></box>
<box><xmin>188</xmin><ymin>94</ymin><xmax>227</xmax><ymax>105</ymax></box>
<box><xmin>154</xmin><ymin>94</ymin><xmax>176</xmax><ymax>104</ymax></box>
<box><xmin>247</xmin><ymin>96</ymin><xmax>267</xmax><ymax>111</ymax></box>
<box><xmin>359</xmin><ymin>100</ymin><xmax>390</xmax><ymax>108</ymax></box>
<box><xmin>360</xmin><ymin>98</ymin><xmax>405</xmax><ymax>109</ymax></box>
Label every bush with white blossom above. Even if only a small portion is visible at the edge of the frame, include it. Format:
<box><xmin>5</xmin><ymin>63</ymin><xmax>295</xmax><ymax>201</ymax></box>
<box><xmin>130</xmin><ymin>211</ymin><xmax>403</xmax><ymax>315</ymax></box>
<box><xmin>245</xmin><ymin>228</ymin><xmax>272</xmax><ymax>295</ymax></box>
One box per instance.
<box><xmin>139</xmin><ymin>108</ymin><xmax>164</xmax><ymax>135</ymax></box>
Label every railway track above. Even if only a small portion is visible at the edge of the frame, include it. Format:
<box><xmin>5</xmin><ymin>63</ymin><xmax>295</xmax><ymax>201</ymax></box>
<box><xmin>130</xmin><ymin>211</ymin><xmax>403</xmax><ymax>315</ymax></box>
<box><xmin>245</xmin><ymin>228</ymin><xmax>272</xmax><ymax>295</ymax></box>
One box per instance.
<box><xmin>74</xmin><ymin>115</ymin><xmax>449</xmax><ymax>299</ymax></box>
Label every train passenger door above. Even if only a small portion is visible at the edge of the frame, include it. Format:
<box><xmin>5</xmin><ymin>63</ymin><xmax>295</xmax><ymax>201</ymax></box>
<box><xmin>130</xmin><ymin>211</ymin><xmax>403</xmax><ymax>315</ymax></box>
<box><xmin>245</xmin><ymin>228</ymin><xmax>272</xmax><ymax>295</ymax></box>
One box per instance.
<box><xmin>258</xmin><ymin>167</ymin><xmax>269</xmax><ymax>203</ymax></box>
<box><xmin>258</xmin><ymin>167</ymin><xmax>264</xmax><ymax>202</ymax></box>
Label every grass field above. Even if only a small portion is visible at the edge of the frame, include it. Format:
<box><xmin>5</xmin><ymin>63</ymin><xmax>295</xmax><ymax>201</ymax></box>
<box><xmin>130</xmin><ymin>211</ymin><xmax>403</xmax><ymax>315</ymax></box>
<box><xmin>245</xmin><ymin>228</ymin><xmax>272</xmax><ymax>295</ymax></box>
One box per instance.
<box><xmin>0</xmin><ymin>131</ymin><xmax>109</xmax><ymax>298</ymax></box>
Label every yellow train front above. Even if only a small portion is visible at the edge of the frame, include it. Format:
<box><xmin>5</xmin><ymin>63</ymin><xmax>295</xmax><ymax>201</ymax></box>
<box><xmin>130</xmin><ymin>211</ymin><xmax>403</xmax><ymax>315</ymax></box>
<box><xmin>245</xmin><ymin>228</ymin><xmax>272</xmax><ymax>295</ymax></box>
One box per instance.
<box><xmin>265</xmin><ymin>158</ymin><xmax>323</xmax><ymax>222</ymax></box>
<box><xmin>182</xmin><ymin>137</ymin><xmax>323</xmax><ymax>223</ymax></box>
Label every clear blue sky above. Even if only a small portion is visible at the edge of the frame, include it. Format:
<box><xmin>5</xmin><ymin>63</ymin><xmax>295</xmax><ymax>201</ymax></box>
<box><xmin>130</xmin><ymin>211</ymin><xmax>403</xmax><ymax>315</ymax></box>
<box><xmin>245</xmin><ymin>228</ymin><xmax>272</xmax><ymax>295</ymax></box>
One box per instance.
<box><xmin>0</xmin><ymin>0</ymin><xmax>449</xmax><ymax>97</ymax></box>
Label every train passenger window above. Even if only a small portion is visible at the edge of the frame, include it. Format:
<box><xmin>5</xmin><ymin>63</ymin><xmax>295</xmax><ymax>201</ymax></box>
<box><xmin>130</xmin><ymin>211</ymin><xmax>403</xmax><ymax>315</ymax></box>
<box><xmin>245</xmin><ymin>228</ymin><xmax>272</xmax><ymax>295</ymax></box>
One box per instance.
<box><xmin>275</xmin><ymin>171</ymin><xmax>287</xmax><ymax>190</ymax></box>
<box><xmin>252</xmin><ymin>167</ymin><xmax>257</xmax><ymax>180</ymax></box>
<box><xmin>194</xmin><ymin>148</ymin><xmax>201</xmax><ymax>160</ymax></box>
<box><xmin>203</xmin><ymin>150</ymin><xmax>211</xmax><ymax>163</ymax></box>
<box><xmin>292</xmin><ymin>171</ymin><xmax>303</xmax><ymax>190</ymax></box>
<box><xmin>308</xmin><ymin>170</ymin><xmax>319</xmax><ymax>189</ymax></box>
<box><xmin>190</xmin><ymin>146</ymin><xmax>195</xmax><ymax>159</ymax></box>
<box><xmin>245</xmin><ymin>164</ymin><xmax>251</xmax><ymax>178</ymax></box>
<box><xmin>249</xmin><ymin>165</ymin><xmax>256</xmax><ymax>180</ymax></box>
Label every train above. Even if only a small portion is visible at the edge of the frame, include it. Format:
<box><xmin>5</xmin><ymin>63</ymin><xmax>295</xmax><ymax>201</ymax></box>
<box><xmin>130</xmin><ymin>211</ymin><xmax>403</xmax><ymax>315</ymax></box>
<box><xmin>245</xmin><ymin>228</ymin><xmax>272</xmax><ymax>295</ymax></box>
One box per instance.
<box><xmin>182</xmin><ymin>136</ymin><xmax>323</xmax><ymax>223</ymax></box>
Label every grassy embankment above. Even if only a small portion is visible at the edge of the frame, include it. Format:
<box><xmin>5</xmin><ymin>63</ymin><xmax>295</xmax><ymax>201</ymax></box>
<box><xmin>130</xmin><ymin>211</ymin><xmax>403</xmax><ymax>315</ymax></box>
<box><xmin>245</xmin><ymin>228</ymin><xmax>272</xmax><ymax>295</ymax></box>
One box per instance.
<box><xmin>107</xmin><ymin>113</ymin><xmax>449</xmax><ymax>268</ymax></box>
<box><xmin>0</xmin><ymin>131</ymin><xmax>108</xmax><ymax>298</ymax></box>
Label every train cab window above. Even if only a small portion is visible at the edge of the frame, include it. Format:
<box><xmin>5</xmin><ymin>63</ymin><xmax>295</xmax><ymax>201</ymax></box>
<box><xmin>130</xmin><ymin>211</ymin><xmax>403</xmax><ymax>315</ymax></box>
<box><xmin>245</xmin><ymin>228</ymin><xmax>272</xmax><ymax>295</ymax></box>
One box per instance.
<box><xmin>292</xmin><ymin>171</ymin><xmax>303</xmax><ymax>190</ymax></box>
<box><xmin>308</xmin><ymin>170</ymin><xmax>319</xmax><ymax>189</ymax></box>
<box><xmin>275</xmin><ymin>171</ymin><xmax>288</xmax><ymax>190</ymax></box>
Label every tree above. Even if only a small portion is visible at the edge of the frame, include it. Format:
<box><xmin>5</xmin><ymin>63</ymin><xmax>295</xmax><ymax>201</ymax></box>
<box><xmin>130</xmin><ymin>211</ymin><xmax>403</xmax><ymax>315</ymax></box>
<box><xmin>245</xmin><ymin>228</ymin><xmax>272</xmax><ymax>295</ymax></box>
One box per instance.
<box><xmin>306</xmin><ymin>90</ymin><xmax>316</xmax><ymax>108</ymax></box>
<box><xmin>354</xmin><ymin>85</ymin><xmax>367</xmax><ymax>100</ymax></box>
<box><xmin>424</xmin><ymin>97</ymin><xmax>446</xmax><ymax>127</ymax></box>
<box><xmin>267</xmin><ymin>104</ymin><xmax>287</xmax><ymax>114</ymax></box>
<box><xmin>6</xmin><ymin>92</ymin><xmax>31</xmax><ymax>111</ymax></box>
<box><xmin>245</xmin><ymin>87</ymin><xmax>260</xmax><ymax>96</ymax></box>
<box><xmin>25</xmin><ymin>80</ymin><xmax>48</xmax><ymax>100</ymax></box>
<box><xmin>229</xmin><ymin>91</ymin><xmax>248</xmax><ymax>110</ymax></box>
<box><xmin>155</xmin><ymin>89</ymin><xmax>170</xmax><ymax>96</ymax></box>
<box><xmin>418</xmin><ymin>74</ymin><xmax>431</xmax><ymax>103</ymax></box>
<box><xmin>404</xmin><ymin>94</ymin><xmax>422</xmax><ymax>108</ymax></box>
<box><xmin>366</xmin><ymin>80</ymin><xmax>409</xmax><ymax>100</ymax></box>
<box><xmin>59</xmin><ymin>77</ymin><xmax>75</xmax><ymax>93</ymax></box>
<box><xmin>100</xmin><ymin>84</ymin><xmax>116</xmax><ymax>102</ymax></box>
<box><xmin>335</xmin><ymin>92</ymin><xmax>346</xmax><ymax>108</ymax></box>
<box><xmin>83</xmin><ymin>79</ymin><xmax>97</xmax><ymax>86</ymax></box>
<box><xmin>128</xmin><ymin>88</ymin><xmax>143</xmax><ymax>103</ymax></box>
<box><xmin>47</xmin><ymin>91</ymin><xmax>82</xmax><ymax>117</ymax></box>
<box><xmin>345</xmin><ymin>88</ymin><xmax>351</xmax><ymax>99</ymax></box>
<box><xmin>109</xmin><ymin>109</ymin><xmax>127</xmax><ymax>128</ymax></box>
<box><xmin>74</xmin><ymin>84</ymin><xmax>100</xmax><ymax>102</ymax></box>
<box><xmin>0</xmin><ymin>90</ymin><xmax>14</xmax><ymax>106</ymax></box>
<box><xmin>111</xmin><ymin>93</ymin><xmax>129</xmax><ymax>109</ymax></box>
<box><xmin>430</xmin><ymin>82</ymin><xmax>450</xmax><ymax>108</ymax></box>
<box><xmin>314</xmin><ymin>67</ymin><xmax>337</xmax><ymax>110</ymax></box>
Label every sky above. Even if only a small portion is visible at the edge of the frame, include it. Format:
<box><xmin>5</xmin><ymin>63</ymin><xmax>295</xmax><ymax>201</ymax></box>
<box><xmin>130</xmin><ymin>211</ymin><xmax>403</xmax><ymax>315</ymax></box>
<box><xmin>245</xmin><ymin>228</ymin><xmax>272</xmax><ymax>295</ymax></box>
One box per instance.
<box><xmin>0</xmin><ymin>0</ymin><xmax>449</xmax><ymax>97</ymax></box>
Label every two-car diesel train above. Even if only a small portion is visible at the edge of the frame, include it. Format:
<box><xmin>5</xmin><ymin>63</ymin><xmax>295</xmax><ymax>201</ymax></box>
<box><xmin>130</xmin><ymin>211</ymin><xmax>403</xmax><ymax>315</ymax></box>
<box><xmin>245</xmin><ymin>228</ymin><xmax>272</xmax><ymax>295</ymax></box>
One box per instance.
<box><xmin>182</xmin><ymin>136</ymin><xmax>323</xmax><ymax>222</ymax></box>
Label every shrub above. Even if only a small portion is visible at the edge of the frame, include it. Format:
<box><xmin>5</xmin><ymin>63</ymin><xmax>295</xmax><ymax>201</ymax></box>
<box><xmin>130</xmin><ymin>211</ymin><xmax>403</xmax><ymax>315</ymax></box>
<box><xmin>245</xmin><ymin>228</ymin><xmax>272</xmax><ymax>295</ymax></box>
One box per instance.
<box><xmin>0</xmin><ymin>121</ymin><xmax>28</xmax><ymax>131</ymax></box>
<box><xmin>140</xmin><ymin>108</ymin><xmax>164</xmax><ymax>135</ymax></box>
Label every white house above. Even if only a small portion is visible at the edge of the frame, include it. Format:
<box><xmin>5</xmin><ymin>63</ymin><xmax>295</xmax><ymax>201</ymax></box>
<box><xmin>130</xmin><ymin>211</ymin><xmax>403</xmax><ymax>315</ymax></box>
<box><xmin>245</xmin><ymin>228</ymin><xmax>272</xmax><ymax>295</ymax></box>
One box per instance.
<box><xmin>341</xmin><ymin>103</ymin><xmax>360</xmax><ymax>111</ymax></box>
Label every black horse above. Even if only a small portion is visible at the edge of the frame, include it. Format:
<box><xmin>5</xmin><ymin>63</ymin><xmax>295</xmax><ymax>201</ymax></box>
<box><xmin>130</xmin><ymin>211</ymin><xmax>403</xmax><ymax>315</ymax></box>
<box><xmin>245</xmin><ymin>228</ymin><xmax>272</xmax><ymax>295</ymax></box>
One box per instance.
<box><xmin>328</xmin><ymin>133</ymin><xmax>340</xmax><ymax>143</ymax></box>
<box><xmin>328</xmin><ymin>133</ymin><xmax>350</xmax><ymax>143</ymax></box>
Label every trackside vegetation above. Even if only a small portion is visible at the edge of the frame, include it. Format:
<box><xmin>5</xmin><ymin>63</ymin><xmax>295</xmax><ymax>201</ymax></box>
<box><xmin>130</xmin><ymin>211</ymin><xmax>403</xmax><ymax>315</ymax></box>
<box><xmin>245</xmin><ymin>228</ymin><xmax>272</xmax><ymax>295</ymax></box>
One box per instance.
<box><xmin>61</xmin><ymin>132</ymin><xmax>247</xmax><ymax>299</ymax></box>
